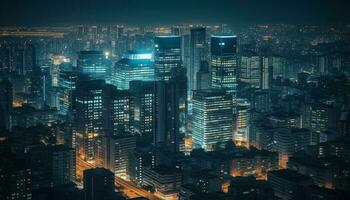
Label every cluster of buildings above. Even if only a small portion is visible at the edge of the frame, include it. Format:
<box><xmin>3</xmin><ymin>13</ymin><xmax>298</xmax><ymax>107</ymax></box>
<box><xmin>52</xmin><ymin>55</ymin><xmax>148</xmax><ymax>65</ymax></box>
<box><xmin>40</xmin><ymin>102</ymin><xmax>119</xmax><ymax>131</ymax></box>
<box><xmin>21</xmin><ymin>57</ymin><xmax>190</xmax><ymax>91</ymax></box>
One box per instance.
<box><xmin>1</xmin><ymin>23</ymin><xmax>350</xmax><ymax>200</ymax></box>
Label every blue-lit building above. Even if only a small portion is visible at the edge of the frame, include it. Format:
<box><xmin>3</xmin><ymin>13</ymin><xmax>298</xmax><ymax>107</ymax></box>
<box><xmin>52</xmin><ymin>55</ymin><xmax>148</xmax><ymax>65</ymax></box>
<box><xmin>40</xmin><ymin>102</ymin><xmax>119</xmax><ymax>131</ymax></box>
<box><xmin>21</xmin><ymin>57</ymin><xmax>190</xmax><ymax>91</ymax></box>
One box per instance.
<box><xmin>77</xmin><ymin>51</ymin><xmax>110</xmax><ymax>80</ymax></box>
<box><xmin>112</xmin><ymin>50</ymin><xmax>154</xmax><ymax>90</ymax></box>
<box><xmin>58</xmin><ymin>70</ymin><xmax>80</xmax><ymax>115</ymax></box>
<box><xmin>210</xmin><ymin>35</ymin><xmax>238</xmax><ymax>95</ymax></box>
<box><xmin>192</xmin><ymin>89</ymin><xmax>233</xmax><ymax>151</ymax></box>
<box><xmin>154</xmin><ymin>36</ymin><xmax>182</xmax><ymax>81</ymax></box>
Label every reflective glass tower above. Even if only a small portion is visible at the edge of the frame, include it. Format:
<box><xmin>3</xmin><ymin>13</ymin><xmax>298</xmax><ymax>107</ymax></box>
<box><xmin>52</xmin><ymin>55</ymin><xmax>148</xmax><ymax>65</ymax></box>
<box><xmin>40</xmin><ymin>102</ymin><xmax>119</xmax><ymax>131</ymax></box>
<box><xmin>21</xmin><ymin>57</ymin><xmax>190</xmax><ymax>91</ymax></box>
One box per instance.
<box><xmin>154</xmin><ymin>36</ymin><xmax>182</xmax><ymax>81</ymax></box>
<box><xmin>192</xmin><ymin>89</ymin><xmax>233</xmax><ymax>151</ymax></box>
<box><xmin>77</xmin><ymin>51</ymin><xmax>110</xmax><ymax>80</ymax></box>
<box><xmin>112</xmin><ymin>50</ymin><xmax>154</xmax><ymax>90</ymax></box>
<box><xmin>210</xmin><ymin>35</ymin><xmax>238</xmax><ymax>95</ymax></box>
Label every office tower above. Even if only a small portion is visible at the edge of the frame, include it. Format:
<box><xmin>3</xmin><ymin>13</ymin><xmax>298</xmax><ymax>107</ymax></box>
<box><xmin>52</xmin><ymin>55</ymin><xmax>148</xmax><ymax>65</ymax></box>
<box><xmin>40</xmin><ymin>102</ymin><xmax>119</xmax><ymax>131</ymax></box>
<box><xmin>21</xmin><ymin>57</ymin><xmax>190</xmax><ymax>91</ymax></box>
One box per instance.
<box><xmin>235</xmin><ymin>99</ymin><xmax>251</xmax><ymax>146</ymax></box>
<box><xmin>28</xmin><ymin>67</ymin><xmax>46</xmax><ymax>109</ymax></box>
<box><xmin>309</xmin><ymin>103</ymin><xmax>339</xmax><ymax>145</ymax></box>
<box><xmin>112</xmin><ymin>50</ymin><xmax>154</xmax><ymax>90</ymax></box>
<box><xmin>239</xmin><ymin>53</ymin><xmax>260</xmax><ymax>88</ymax></box>
<box><xmin>83</xmin><ymin>168</ymin><xmax>115</xmax><ymax>200</ymax></box>
<box><xmin>58</xmin><ymin>70</ymin><xmax>79</xmax><ymax>115</ymax></box>
<box><xmin>52</xmin><ymin>145</ymin><xmax>76</xmax><ymax>186</ymax></box>
<box><xmin>192</xmin><ymin>89</ymin><xmax>233</xmax><ymax>151</ymax></box>
<box><xmin>104</xmin><ymin>86</ymin><xmax>134</xmax><ymax>135</ymax></box>
<box><xmin>196</xmin><ymin>61</ymin><xmax>211</xmax><ymax>90</ymax></box>
<box><xmin>103</xmin><ymin>134</ymin><xmax>136</xmax><ymax>180</ymax></box>
<box><xmin>154</xmin><ymin>69</ymin><xmax>187</xmax><ymax>152</ymax></box>
<box><xmin>189</xmin><ymin>28</ymin><xmax>207</xmax><ymax>96</ymax></box>
<box><xmin>210</xmin><ymin>35</ymin><xmax>238</xmax><ymax>95</ymax></box>
<box><xmin>154</xmin><ymin>36</ymin><xmax>182</xmax><ymax>81</ymax></box>
<box><xmin>74</xmin><ymin>79</ymin><xmax>106</xmax><ymax>161</ymax></box>
<box><xmin>268</xmin><ymin>169</ymin><xmax>312</xmax><ymax>200</ymax></box>
<box><xmin>260</xmin><ymin>56</ymin><xmax>273</xmax><ymax>89</ymax></box>
<box><xmin>77</xmin><ymin>51</ymin><xmax>110</xmax><ymax>80</ymax></box>
<box><xmin>129</xmin><ymin>81</ymin><xmax>156</xmax><ymax>137</ymax></box>
<box><xmin>0</xmin><ymin>155</ymin><xmax>32</xmax><ymax>200</ymax></box>
<box><xmin>274</xmin><ymin>128</ymin><xmax>311</xmax><ymax>168</ymax></box>
<box><xmin>0</xmin><ymin>79</ymin><xmax>12</xmax><ymax>132</ymax></box>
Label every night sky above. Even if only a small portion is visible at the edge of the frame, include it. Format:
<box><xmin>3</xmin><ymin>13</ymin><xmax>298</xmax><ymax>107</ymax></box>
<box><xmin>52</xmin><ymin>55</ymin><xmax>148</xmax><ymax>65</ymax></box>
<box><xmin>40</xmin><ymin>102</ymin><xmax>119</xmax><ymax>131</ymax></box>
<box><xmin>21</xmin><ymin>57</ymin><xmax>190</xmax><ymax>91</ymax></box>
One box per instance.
<box><xmin>1</xmin><ymin>0</ymin><xmax>349</xmax><ymax>26</ymax></box>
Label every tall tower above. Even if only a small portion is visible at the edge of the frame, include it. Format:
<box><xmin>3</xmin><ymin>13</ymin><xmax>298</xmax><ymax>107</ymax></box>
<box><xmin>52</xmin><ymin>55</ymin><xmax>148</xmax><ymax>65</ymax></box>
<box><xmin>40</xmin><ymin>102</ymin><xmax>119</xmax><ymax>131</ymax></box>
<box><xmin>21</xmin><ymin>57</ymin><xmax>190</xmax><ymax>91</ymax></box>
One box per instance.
<box><xmin>154</xmin><ymin>36</ymin><xmax>182</xmax><ymax>81</ymax></box>
<box><xmin>74</xmin><ymin>79</ymin><xmax>106</xmax><ymax>161</ymax></box>
<box><xmin>210</xmin><ymin>35</ymin><xmax>238</xmax><ymax>113</ymax></box>
<box><xmin>192</xmin><ymin>89</ymin><xmax>233</xmax><ymax>151</ymax></box>
<box><xmin>189</xmin><ymin>28</ymin><xmax>207</xmax><ymax>96</ymax></box>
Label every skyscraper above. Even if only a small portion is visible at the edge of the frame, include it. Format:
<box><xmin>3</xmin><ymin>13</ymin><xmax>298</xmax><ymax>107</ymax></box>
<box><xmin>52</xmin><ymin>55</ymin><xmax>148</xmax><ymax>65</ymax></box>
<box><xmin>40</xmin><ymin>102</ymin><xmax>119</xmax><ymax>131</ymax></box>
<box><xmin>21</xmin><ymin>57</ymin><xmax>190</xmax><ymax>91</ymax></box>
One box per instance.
<box><xmin>74</xmin><ymin>79</ymin><xmax>106</xmax><ymax>161</ymax></box>
<box><xmin>104</xmin><ymin>86</ymin><xmax>134</xmax><ymax>135</ymax></box>
<box><xmin>260</xmin><ymin>56</ymin><xmax>273</xmax><ymax>89</ymax></box>
<box><xmin>154</xmin><ymin>36</ymin><xmax>182</xmax><ymax>81</ymax></box>
<box><xmin>154</xmin><ymin>69</ymin><xmax>187</xmax><ymax>152</ymax></box>
<box><xmin>192</xmin><ymin>89</ymin><xmax>233</xmax><ymax>151</ymax></box>
<box><xmin>210</xmin><ymin>35</ymin><xmax>238</xmax><ymax>95</ymax></box>
<box><xmin>235</xmin><ymin>98</ymin><xmax>251</xmax><ymax>146</ymax></box>
<box><xmin>77</xmin><ymin>51</ymin><xmax>110</xmax><ymax>80</ymax></box>
<box><xmin>189</xmin><ymin>28</ymin><xmax>207</xmax><ymax>96</ymax></box>
<box><xmin>239</xmin><ymin>52</ymin><xmax>260</xmax><ymax>88</ymax></box>
<box><xmin>112</xmin><ymin>50</ymin><xmax>154</xmax><ymax>90</ymax></box>
<box><xmin>129</xmin><ymin>80</ymin><xmax>156</xmax><ymax>137</ymax></box>
<box><xmin>83</xmin><ymin>168</ymin><xmax>115</xmax><ymax>200</ymax></box>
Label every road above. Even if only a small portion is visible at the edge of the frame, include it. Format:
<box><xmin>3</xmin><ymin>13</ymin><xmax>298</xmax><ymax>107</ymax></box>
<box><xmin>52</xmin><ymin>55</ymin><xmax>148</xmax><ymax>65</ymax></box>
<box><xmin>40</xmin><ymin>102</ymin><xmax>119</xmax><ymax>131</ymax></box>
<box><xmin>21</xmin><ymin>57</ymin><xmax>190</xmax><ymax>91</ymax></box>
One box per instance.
<box><xmin>76</xmin><ymin>156</ymin><xmax>162</xmax><ymax>200</ymax></box>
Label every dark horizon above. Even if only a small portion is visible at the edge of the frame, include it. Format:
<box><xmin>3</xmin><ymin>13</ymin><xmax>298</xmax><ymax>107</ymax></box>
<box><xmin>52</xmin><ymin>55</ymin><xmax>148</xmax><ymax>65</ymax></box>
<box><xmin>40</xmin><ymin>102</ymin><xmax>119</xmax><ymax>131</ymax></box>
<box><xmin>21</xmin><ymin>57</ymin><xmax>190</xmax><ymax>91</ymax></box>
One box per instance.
<box><xmin>1</xmin><ymin>0</ymin><xmax>350</xmax><ymax>27</ymax></box>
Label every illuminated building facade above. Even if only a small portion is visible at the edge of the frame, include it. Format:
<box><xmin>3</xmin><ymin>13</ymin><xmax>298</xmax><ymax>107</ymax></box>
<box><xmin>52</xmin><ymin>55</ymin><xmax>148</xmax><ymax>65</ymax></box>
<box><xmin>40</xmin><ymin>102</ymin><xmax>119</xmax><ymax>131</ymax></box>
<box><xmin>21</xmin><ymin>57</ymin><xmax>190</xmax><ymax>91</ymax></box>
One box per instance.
<box><xmin>103</xmin><ymin>135</ymin><xmax>136</xmax><ymax>180</ymax></box>
<box><xmin>210</xmin><ymin>35</ymin><xmax>238</xmax><ymax>95</ymax></box>
<box><xmin>113</xmin><ymin>50</ymin><xmax>154</xmax><ymax>90</ymax></box>
<box><xmin>239</xmin><ymin>53</ymin><xmax>260</xmax><ymax>88</ymax></box>
<box><xmin>192</xmin><ymin>89</ymin><xmax>233</xmax><ymax>151</ymax></box>
<box><xmin>235</xmin><ymin>98</ymin><xmax>251</xmax><ymax>146</ymax></box>
<box><xmin>77</xmin><ymin>51</ymin><xmax>110</xmax><ymax>80</ymax></box>
<box><xmin>58</xmin><ymin>70</ymin><xmax>79</xmax><ymax>115</ymax></box>
<box><xmin>129</xmin><ymin>81</ymin><xmax>155</xmax><ymax>137</ymax></box>
<box><xmin>154</xmin><ymin>36</ymin><xmax>182</xmax><ymax>81</ymax></box>
<box><xmin>74</xmin><ymin>79</ymin><xmax>105</xmax><ymax>161</ymax></box>
<box><xmin>105</xmin><ymin>87</ymin><xmax>134</xmax><ymax>135</ymax></box>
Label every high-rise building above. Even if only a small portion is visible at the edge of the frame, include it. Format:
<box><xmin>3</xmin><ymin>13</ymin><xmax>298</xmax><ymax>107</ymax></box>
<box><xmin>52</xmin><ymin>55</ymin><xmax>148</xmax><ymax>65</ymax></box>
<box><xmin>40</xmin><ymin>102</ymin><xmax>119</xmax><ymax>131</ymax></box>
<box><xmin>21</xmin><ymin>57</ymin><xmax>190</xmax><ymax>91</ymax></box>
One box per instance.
<box><xmin>154</xmin><ymin>69</ymin><xmax>187</xmax><ymax>152</ymax></box>
<box><xmin>83</xmin><ymin>168</ymin><xmax>115</xmax><ymax>200</ymax></box>
<box><xmin>273</xmin><ymin>128</ymin><xmax>311</xmax><ymax>168</ymax></box>
<box><xmin>234</xmin><ymin>99</ymin><xmax>251</xmax><ymax>146</ymax></box>
<box><xmin>74</xmin><ymin>79</ymin><xmax>106</xmax><ymax>161</ymax></box>
<box><xmin>104</xmin><ymin>86</ymin><xmax>134</xmax><ymax>136</ymax></box>
<box><xmin>0</xmin><ymin>78</ymin><xmax>12</xmax><ymax>132</ymax></box>
<box><xmin>129</xmin><ymin>81</ymin><xmax>156</xmax><ymax>137</ymax></box>
<box><xmin>260</xmin><ymin>56</ymin><xmax>273</xmax><ymax>89</ymax></box>
<box><xmin>112</xmin><ymin>50</ymin><xmax>154</xmax><ymax>89</ymax></box>
<box><xmin>58</xmin><ymin>70</ymin><xmax>79</xmax><ymax>115</ymax></box>
<box><xmin>210</xmin><ymin>35</ymin><xmax>238</xmax><ymax>95</ymax></box>
<box><xmin>192</xmin><ymin>89</ymin><xmax>233</xmax><ymax>151</ymax></box>
<box><xmin>103</xmin><ymin>134</ymin><xmax>136</xmax><ymax>180</ymax></box>
<box><xmin>154</xmin><ymin>36</ymin><xmax>182</xmax><ymax>81</ymax></box>
<box><xmin>77</xmin><ymin>51</ymin><xmax>110</xmax><ymax>80</ymax></box>
<box><xmin>239</xmin><ymin>53</ymin><xmax>260</xmax><ymax>88</ymax></box>
<box><xmin>189</xmin><ymin>28</ymin><xmax>207</xmax><ymax>96</ymax></box>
